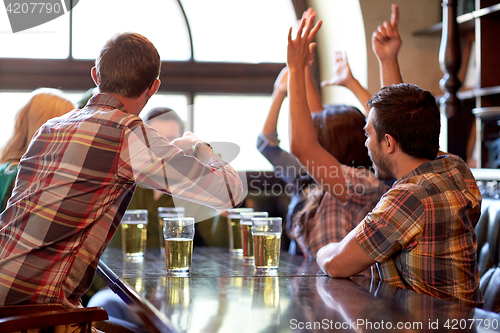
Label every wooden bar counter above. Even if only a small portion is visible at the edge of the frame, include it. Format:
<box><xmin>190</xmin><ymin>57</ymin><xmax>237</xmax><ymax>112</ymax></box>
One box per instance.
<box><xmin>98</xmin><ymin>247</ymin><xmax>500</xmax><ymax>333</ymax></box>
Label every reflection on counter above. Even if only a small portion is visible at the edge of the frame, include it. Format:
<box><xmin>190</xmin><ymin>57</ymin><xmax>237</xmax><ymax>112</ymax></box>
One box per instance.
<box><xmin>122</xmin><ymin>257</ymin><xmax>145</xmax><ymax>295</ymax></box>
<box><xmin>252</xmin><ymin>276</ymin><xmax>280</xmax><ymax>325</ymax></box>
<box><xmin>99</xmin><ymin>247</ymin><xmax>500</xmax><ymax>333</ymax></box>
<box><xmin>161</xmin><ymin>277</ymin><xmax>193</xmax><ymax>332</ymax></box>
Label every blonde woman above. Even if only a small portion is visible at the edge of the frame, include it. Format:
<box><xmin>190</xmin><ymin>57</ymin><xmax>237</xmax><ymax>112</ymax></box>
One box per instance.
<box><xmin>0</xmin><ymin>88</ymin><xmax>75</xmax><ymax>210</ymax></box>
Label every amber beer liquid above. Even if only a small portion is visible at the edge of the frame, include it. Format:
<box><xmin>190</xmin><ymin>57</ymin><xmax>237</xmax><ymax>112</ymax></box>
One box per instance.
<box><xmin>165</xmin><ymin>238</ymin><xmax>193</xmax><ymax>273</ymax></box>
<box><xmin>121</xmin><ymin>221</ymin><xmax>147</xmax><ymax>258</ymax></box>
<box><xmin>240</xmin><ymin>212</ymin><xmax>268</xmax><ymax>261</ymax></box>
<box><xmin>158</xmin><ymin>207</ymin><xmax>185</xmax><ymax>254</ymax></box>
<box><xmin>253</xmin><ymin>233</ymin><xmax>281</xmax><ymax>269</ymax></box>
<box><xmin>241</xmin><ymin>223</ymin><xmax>253</xmax><ymax>259</ymax></box>
<box><xmin>226</xmin><ymin>208</ymin><xmax>253</xmax><ymax>257</ymax></box>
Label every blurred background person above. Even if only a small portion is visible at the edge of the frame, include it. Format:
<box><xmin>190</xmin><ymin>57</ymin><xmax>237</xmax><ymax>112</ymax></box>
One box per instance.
<box><xmin>0</xmin><ymin>88</ymin><xmax>75</xmax><ymax>211</ymax></box>
<box><xmin>107</xmin><ymin>106</ymin><xmax>219</xmax><ymax>249</ymax></box>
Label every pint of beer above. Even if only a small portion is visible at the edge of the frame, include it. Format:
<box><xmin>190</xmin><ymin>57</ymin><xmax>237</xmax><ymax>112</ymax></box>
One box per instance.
<box><xmin>252</xmin><ymin>217</ymin><xmax>282</xmax><ymax>273</ymax></box>
<box><xmin>158</xmin><ymin>207</ymin><xmax>185</xmax><ymax>255</ymax></box>
<box><xmin>226</xmin><ymin>208</ymin><xmax>254</xmax><ymax>257</ymax></box>
<box><xmin>240</xmin><ymin>212</ymin><xmax>269</xmax><ymax>262</ymax></box>
<box><xmin>121</xmin><ymin>209</ymin><xmax>148</xmax><ymax>259</ymax></box>
<box><xmin>164</xmin><ymin>217</ymin><xmax>195</xmax><ymax>274</ymax></box>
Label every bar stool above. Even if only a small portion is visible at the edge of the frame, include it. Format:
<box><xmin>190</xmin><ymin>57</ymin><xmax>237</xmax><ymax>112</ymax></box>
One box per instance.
<box><xmin>0</xmin><ymin>303</ymin><xmax>108</xmax><ymax>333</ymax></box>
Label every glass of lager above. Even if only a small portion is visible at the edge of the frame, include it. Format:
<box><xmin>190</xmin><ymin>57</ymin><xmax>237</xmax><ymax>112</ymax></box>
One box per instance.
<box><xmin>158</xmin><ymin>207</ymin><xmax>185</xmax><ymax>255</ymax></box>
<box><xmin>121</xmin><ymin>209</ymin><xmax>148</xmax><ymax>259</ymax></box>
<box><xmin>240</xmin><ymin>212</ymin><xmax>268</xmax><ymax>262</ymax></box>
<box><xmin>252</xmin><ymin>217</ymin><xmax>282</xmax><ymax>273</ymax></box>
<box><xmin>226</xmin><ymin>208</ymin><xmax>254</xmax><ymax>257</ymax></box>
<box><xmin>163</xmin><ymin>217</ymin><xmax>195</xmax><ymax>274</ymax></box>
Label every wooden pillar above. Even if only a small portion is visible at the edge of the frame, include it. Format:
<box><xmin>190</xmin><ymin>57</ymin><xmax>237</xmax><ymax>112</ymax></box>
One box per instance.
<box><xmin>439</xmin><ymin>0</ymin><xmax>468</xmax><ymax>159</ymax></box>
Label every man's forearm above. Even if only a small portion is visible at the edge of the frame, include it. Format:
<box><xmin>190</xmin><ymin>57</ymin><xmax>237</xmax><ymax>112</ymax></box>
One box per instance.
<box><xmin>379</xmin><ymin>58</ymin><xmax>403</xmax><ymax>87</ymax></box>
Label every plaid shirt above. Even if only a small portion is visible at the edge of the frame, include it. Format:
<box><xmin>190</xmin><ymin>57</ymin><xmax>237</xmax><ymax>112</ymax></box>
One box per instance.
<box><xmin>356</xmin><ymin>154</ymin><xmax>482</xmax><ymax>306</ymax></box>
<box><xmin>295</xmin><ymin>165</ymin><xmax>389</xmax><ymax>258</ymax></box>
<box><xmin>0</xmin><ymin>94</ymin><xmax>243</xmax><ymax>306</ymax></box>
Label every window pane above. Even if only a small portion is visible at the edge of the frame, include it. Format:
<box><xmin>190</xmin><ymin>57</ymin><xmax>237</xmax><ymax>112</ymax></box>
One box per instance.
<box><xmin>193</xmin><ymin>94</ymin><xmax>290</xmax><ymax>171</ymax></box>
<box><xmin>0</xmin><ymin>12</ymin><xmax>69</xmax><ymax>59</ymax></box>
<box><xmin>181</xmin><ymin>0</ymin><xmax>296</xmax><ymax>63</ymax></box>
<box><xmin>0</xmin><ymin>92</ymin><xmax>31</xmax><ymax>145</ymax></box>
<box><xmin>140</xmin><ymin>93</ymin><xmax>189</xmax><ymax>125</ymax></box>
<box><xmin>72</xmin><ymin>0</ymin><xmax>190</xmax><ymax>61</ymax></box>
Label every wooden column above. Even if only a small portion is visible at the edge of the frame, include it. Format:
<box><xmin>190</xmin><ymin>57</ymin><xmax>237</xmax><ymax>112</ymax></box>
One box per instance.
<box><xmin>439</xmin><ymin>0</ymin><xmax>468</xmax><ymax>159</ymax></box>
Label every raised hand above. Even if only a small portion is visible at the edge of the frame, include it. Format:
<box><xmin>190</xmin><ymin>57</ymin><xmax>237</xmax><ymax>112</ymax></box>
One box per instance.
<box><xmin>321</xmin><ymin>51</ymin><xmax>354</xmax><ymax>88</ymax></box>
<box><xmin>321</xmin><ymin>51</ymin><xmax>372</xmax><ymax>115</ymax></box>
<box><xmin>287</xmin><ymin>11</ymin><xmax>322</xmax><ymax>72</ymax></box>
<box><xmin>372</xmin><ymin>4</ymin><xmax>403</xmax><ymax>86</ymax></box>
<box><xmin>372</xmin><ymin>4</ymin><xmax>401</xmax><ymax>62</ymax></box>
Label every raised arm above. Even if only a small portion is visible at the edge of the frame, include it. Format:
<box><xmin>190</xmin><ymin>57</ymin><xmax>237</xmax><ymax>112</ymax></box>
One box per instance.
<box><xmin>372</xmin><ymin>4</ymin><xmax>403</xmax><ymax>87</ymax></box>
<box><xmin>305</xmin><ymin>62</ymin><xmax>324</xmax><ymax>114</ymax></box>
<box><xmin>262</xmin><ymin>67</ymin><xmax>288</xmax><ymax>135</ymax></box>
<box><xmin>321</xmin><ymin>51</ymin><xmax>372</xmax><ymax>116</ymax></box>
<box><xmin>287</xmin><ymin>14</ymin><xmax>347</xmax><ymax>203</ymax></box>
<box><xmin>302</xmin><ymin>8</ymin><xmax>323</xmax><ymax>114</ymax></box>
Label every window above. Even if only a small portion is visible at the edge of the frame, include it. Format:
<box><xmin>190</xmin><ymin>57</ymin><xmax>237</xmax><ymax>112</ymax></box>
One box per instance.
<box><xmin>0</xmin><ymin>10</ymin><xmax>69</xmax><ymax>59</ymax></box>
<box><xmin>72</xmin><ymin>0</ymin><xmax>190</xmax><ymax>61</ymax></box>
<box><xmin>193</xmin><ymin>94</ymin><xmax>289</xmax><ymax>171</ymax></box>
<box><xmin>181</xmin><ymin>0</ymin><xmax>295</xmax><ymax>63</ymax></box>
<box><xmin>0</xmin><ymin>1</ymin><xmax>303</xmax><ymax>171</ymax></box>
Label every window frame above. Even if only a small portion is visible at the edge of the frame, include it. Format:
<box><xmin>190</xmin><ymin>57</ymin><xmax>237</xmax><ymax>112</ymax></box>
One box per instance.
<box><xmin>0</xmin><ymin>0</ymin><xmax>310</xmax><ymax>93</ymax></box>
<box><xmin>0</xmin><ymin>0</ymin><xmax>316</xmax><ymax>172</ymax></box>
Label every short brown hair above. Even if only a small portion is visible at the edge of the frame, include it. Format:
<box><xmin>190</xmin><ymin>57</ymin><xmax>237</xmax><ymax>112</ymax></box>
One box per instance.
<box><xmin>95</xmin><ymin>32</ymin><xmax>161</xmax><ymax>98</ymax></box>
<box><xmin>367</xmin><ymin>83</ymin><xmax>440</xmax><ymax>160</ymax></box>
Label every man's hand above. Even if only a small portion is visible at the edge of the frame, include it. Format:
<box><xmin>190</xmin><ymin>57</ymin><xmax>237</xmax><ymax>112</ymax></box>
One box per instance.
<box><xmin>372</xmin><ymin>4</ymin><xmax>401</xmax><ymax>63</ymax></box>
<box><xmin>170</xmin><ymin>131</ymin><xmax>199</xmax><ymax>154</ymax></box>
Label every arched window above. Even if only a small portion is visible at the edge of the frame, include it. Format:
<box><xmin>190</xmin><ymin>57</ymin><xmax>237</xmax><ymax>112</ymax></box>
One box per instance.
<box><xmin>0</xmin><ymin>0</ymin><xmax>305</xmax><ymax>171</ymax></box>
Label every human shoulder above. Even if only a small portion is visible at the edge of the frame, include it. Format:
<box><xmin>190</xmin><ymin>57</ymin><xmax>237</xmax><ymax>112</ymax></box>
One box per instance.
<box><xmin>370</xmin><ymin>181</ymin><xmax>425</xmax><ymax>221</ymax></box>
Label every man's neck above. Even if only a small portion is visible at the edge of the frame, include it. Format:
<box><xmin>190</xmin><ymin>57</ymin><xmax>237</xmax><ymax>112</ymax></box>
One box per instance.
<box><xmin>392</xmin><ymin>153</ymin><xmax>431</xmax><ymax>180</ymax></box>
<box><xmin>106</xmin><ymin>93</ymin><xmax>146</xmax><ymax>116</ymax></box>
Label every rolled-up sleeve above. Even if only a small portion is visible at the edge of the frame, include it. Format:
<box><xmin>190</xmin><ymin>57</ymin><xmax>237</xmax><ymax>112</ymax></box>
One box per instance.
<box><xmin>119</xmin><ymin>123</ymin><xmax>245</xmax><ymax>210</ymax></box>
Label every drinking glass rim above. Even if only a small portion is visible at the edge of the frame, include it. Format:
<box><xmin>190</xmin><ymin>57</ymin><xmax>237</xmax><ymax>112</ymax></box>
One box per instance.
<box><xmin>163</xmin><ymin>217</ymin><xmax>195</xmax><ymax>226</ymax></box>
<box><xmin>158</xmin><ymin>207</ymin><xmax>185</xmax><ymax>213</ymax></box>
<box><xmin>124</xmin><ymin>209</ymin><xmax>148</xmax><ymax>214</ymax></box>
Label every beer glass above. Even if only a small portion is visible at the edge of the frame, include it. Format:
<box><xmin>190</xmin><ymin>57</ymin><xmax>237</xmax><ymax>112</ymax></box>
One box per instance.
<box><xmin>251</xmin><ymin>217</ymin><xmax>282</xmax><ymax>273</ymax></box>
<box><xmin>163</xmin><ymin>217</ymin><xmax>195</xmax><ymax>274</ymax></box>
<box><xmin>158</xmin><ymin>207</ymin><xmax>185</xmax><ymax>254</ymax></box>
<box><xmin>121</xmin><ymin>209</ymin><xmax>148</xmax><ymax>259</ymax></box>
<box><xmin>227</xmin><ymin>208</ymin><xmax>254</xmax><ymax>257</ymax></box>
<box><xmin>240</xmin><ymin>212</ymin><xmax>268</xmax><ymax>262</ymax></box>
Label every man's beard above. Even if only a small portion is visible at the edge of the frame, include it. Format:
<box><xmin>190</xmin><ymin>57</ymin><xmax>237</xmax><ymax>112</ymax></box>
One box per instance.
<box><xmin>370</xmin><ymin>150</ymin><xmax>394</xmax><ymax>181</ymax></box>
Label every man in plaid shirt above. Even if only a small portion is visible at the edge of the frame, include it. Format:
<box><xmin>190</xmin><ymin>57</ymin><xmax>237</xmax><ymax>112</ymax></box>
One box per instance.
<box><xmin>289</xmin><ymin>15</ymin><xmax>481</xmax><ymax>306</ymax></box>
<box><xmin>0</xmin><ymin>32</ymin><xmax>244</xmax><ymax>313</ymax></box>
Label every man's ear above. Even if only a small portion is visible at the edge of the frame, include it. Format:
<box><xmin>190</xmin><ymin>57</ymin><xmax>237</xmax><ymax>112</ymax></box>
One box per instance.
<box><xmin>91</xmin><ymin>67</ymin><xmax>99</xmax><ymax>86</ymax></box>
<box><xmin>384</xmin><ymin>134</ymin><xmax>398</xmax><ymax>154</ymax></box>
<box><xmin>147</xmin><ymin>79</ymin><xmax>161</xmax><ymax>98</ymax></box>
